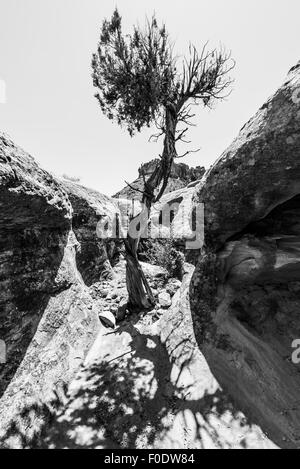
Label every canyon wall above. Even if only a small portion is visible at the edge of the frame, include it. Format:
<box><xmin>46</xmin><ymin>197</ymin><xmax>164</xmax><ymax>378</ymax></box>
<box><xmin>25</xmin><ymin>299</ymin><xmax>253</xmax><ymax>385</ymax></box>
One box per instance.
<box><xmin>190</xmin><ymin>61</ymin><xmax>300</xmax><ymax>448</ymax></box>
<box><xmin>0</xmin><ymin>134</ymin><xmax>118</xmax><ymax>447</ymax></box>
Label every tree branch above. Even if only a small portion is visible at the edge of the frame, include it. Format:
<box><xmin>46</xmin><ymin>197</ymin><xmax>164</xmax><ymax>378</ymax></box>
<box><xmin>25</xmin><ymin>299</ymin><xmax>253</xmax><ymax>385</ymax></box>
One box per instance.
<box><xmin>176</xmin><ymin>148</ymin><xmax>201</xmax><ymax>159</ymax></box>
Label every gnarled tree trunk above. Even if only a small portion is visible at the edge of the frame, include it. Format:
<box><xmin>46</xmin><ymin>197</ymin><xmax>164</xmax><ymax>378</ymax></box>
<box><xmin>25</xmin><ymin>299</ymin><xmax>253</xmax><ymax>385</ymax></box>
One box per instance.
<box><xmin>124</xmin><ymin>235</ymin><xmax>155</xmax><ymax>311</ymax></box>
<box><xmin>125</xmin><ymin>103</ymin><xmax>178</xmax><ymax>311</ymax></box>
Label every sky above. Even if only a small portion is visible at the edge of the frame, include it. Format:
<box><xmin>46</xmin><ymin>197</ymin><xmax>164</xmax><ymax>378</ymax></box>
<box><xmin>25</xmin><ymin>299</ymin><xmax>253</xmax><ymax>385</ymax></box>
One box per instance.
<box><xmin>0</xmin><ymin>0</ymin><xmax>299</xmax><ymax>196</ymax></box>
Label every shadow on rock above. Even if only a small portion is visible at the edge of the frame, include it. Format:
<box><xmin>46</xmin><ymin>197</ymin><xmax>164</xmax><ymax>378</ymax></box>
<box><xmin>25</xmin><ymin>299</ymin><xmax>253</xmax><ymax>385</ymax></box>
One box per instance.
<box><xmin>0</xmin><ymin>316</ymin><xmax>267</xmax><ymax>449</ymax></box>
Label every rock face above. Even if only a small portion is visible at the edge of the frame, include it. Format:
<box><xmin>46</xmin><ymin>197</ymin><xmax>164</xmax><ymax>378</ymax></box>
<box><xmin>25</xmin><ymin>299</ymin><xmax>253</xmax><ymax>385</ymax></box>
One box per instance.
<box><xmin>190</xmin><ymin>62</ymin><xmax>300</xmax><ymax>448</ymax></box>
<box><xmin>138</xmin><ymin>159</ymin><xmax>205</xmax><ymax>181</ymax></box>
<box><xmin>61</xmin><ymin>180</ymin><xmax>119</xmax><ymax>284</ymax></box>
<box><xmin>158</xmin><ymin>291</ymin><xmax>172</xmax><ymax>308</ymax></box>
<box><xmin>0</xmin><ymin>134</ymin><xmax>120</xmax><ymax>447</ymax></box>
<box><xmin>114</xmin><ymin>158</ymin><xmax>205</xmax><ymax>200</ymax></box>
<box><xmin>0</xmin><ymin>132</ymin><xmax>72</xmax><ymax>397</ymax></box>
<box><xmin>150</xmin><ymin>186</ymin><xmax>204</xmax><ymax>249</ymax></box>
<box><xmin>194</xmin><ymin>62</ymin><xmax>300</xmax><ymax>247</ymax></box>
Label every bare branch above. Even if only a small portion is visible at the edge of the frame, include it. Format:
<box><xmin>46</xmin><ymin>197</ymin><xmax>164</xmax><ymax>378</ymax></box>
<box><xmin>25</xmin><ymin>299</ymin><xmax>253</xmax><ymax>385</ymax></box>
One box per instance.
<box><xmin>176</xmin><ymin>148</ymin><xmax>201</xmax><ymax>159</ymax></box>
<box><xmin>149</xmin><ymin>130</ymin><xmax>164</xmax><ymax>143</ymax></box>
<box><xmin>175</xmin><ymin>127</ymin><xmax>189</xmax><ymax>142</ymax></box>
<box><xmin>124</xmin><ymin>181</ymin><xmax>145</xmax><ymax>196</ymax></box>
<box><xmin>177</xmin><ymin>43</ymin><xmax>235</xmax><ymax>114</ymax></box>
<box><xmin>180</xmin><ymin>137</ymin><xmax>192</xmax><ymax>144</ymax></box>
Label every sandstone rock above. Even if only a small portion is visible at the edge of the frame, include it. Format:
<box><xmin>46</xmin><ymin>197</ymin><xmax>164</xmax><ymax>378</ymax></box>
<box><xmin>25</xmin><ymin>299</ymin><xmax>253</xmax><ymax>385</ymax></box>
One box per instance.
<box><xmin>1</xmin><ymin>59</ymin><xmax>299</xmax><ymax>449</ymax></box>
<box><xmin>194</xmin><ymin>61</ymin><xmax>300</xmax><ymax>247</ymax></box>
<box><xmin>158</xmin><ymin>291</ymin><xmax>172</xmax><ymax>308</ymax></box>
<box><xmin>0</xmin><ymin>132</ymin><xmax>75</xmax><ymax>396</ymax></box>
<box><xmin>0</xmin><ymin>133</ymin><xmax>72</xmax><ymax>228</ymax></box>
<box><xmin>0</xmin><ymin>134</ymin><xmax>102</xmax><ymax>448</ymax></box>
<box><xmin>140</xmin><ymin>262</ymin><xmax>168</xmax><ymax>280</ymax></box>
<box><xmin>190</xmin><ymin>62</ymin><xmax>300</xmax><ymax>449</ymax></box>
<box><xmin>110</xmin><ymin>291</ymin><xmax>119</xmax><ymax>300</ymax></box>
<box><xmin>138</xmin><ymin>159</ymin><xmax>205</xmax><ymax>182</ymax></box>
<box><xmin>99</xmin><ymin>288</ymin><xmax>109</xmax><ymax>298</ymax></box>
<box><xmin>41</xmin><ymin>264</ymin><xmax>275</xmax><ymax>449</ymax></box>
<box><xmin>166</xmin><ymin>279</ymin><xmax>181</xmax><ymax>297</ymax></box>
<box><xmin>157</xmin><ymin>265</ymin><xmax>276</xmax><ymax>449</ymax></box>
<box><xmin>61</xmin><ymin>179</ymin><xmax>119</xmax><ymax>286</ymax></box>
<box><xmin>147</xmin><ymin>185</ymin><xmax>204</xmax><ymax>254</ymax></box>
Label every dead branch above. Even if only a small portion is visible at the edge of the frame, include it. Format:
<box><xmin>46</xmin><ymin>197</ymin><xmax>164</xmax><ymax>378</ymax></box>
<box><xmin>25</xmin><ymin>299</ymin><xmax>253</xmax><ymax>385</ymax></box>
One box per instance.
<box><xmin>175</xmin><ymin>127</ymin><xmax>189</xmax><ymax>142</ymax></box>
<box><xmin>176</xmin><ymin>148</ymin><xmax>201</xmax><ymax>159</ymax></box>
<box><xmin>124</xmin><ymin>181</ymin><xmax>146</xmax><ymax>196</ymax></box>
<box><xmin>149</xmin><ymin>129</ymin><xmax>165</xmax><ymax>142</ymax></box>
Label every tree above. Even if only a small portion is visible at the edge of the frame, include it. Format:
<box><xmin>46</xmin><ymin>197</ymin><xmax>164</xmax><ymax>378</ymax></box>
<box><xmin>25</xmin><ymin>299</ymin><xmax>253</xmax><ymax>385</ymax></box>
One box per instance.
<box><xmin>92</xmin><ymin>9</ymin><xmax>234</xmax><ymax>311</ymax></box>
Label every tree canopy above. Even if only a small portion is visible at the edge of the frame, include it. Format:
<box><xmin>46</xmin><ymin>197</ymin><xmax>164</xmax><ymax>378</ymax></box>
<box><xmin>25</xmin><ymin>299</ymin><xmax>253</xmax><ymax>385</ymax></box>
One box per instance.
<box><xmin>92</xmin><ymin>9</ymin><xmax>234</xmax><ymax>139</ymax></box>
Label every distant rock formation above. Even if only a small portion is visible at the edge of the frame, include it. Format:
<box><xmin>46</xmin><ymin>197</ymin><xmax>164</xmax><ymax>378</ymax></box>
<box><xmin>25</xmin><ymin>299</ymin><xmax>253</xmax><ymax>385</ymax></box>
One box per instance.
<box><xmin>138</xmin><ymin>159</ymin><xmax>205</xmax><ymax>181</ymax></box>
<box><xmin>114</xmin><ymin>159</ymin><xmax>205</xmax><ymax>200</ymax></box>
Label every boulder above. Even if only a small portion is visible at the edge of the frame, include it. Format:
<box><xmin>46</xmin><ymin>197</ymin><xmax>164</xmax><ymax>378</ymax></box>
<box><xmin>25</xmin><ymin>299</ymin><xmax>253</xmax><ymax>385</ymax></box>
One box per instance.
<box><xmin>158</xmin><ymin>291</ymin><xmax>172</xmax><ymax>308</ymax></box>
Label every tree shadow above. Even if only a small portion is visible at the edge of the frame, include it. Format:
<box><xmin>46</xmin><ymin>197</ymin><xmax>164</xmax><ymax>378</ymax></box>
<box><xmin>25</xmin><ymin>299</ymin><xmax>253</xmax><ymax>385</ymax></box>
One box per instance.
<box><xmin>0</xmin><ymin>317</ymin><xmax>259</xmax><ymax>449</ymax></box>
